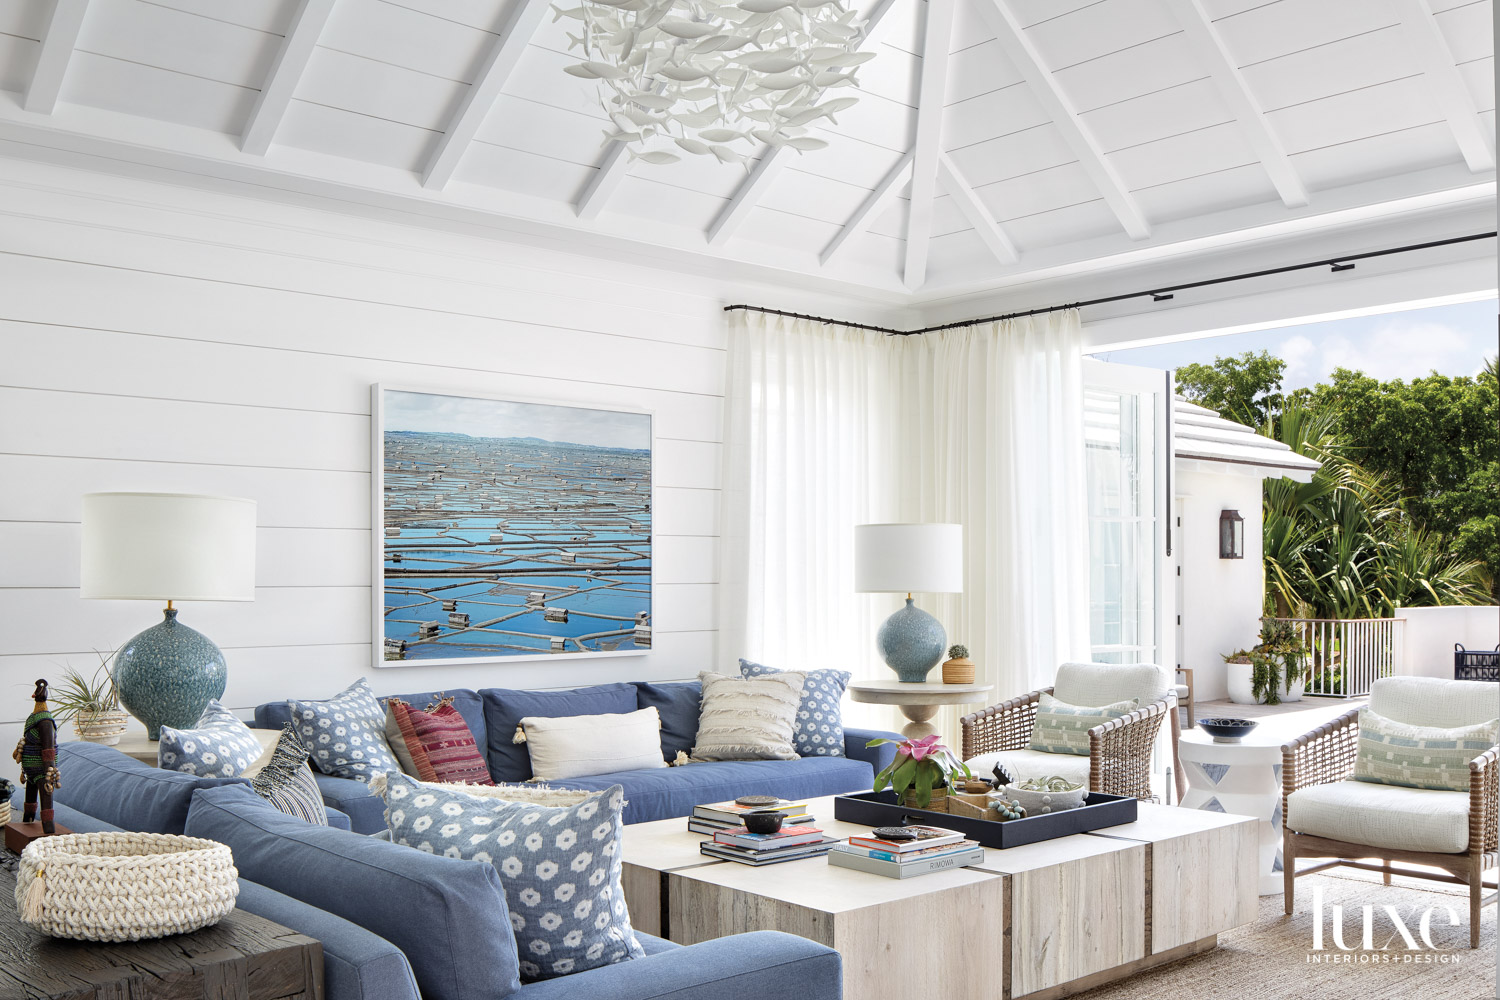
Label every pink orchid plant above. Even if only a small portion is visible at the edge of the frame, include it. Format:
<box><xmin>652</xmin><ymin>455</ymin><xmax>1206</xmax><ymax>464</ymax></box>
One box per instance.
<box><xmin>867</xmin><ymin>734</ymin><xmax>973</xmax><ymax>809</ymax></box>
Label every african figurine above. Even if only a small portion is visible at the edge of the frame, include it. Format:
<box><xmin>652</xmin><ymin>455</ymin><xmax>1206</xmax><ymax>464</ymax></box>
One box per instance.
<box><xmin>12</xmin><ymin>678</ymin><xmax>60</xmax><ymax>833</ymax></box>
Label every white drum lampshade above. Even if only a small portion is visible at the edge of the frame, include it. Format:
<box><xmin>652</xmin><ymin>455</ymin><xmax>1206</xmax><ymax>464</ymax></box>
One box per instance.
<box><xmin>854</xmin><ymin>523</ymin><xmax>963</xmax><ymax>683</ymax></box>
<box><xmin>854</xmin><ymin>523</ymin><xmax>964</xmax><ymax>595</ymax></box>
<box><xmin>80</xmin><ymin>492</ymin><xmax>256</xmax><ymax>739</ymax></box>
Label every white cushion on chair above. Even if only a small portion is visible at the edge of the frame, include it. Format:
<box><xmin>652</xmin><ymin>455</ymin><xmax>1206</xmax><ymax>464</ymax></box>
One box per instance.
<box><xmin>1287</xmin><ymin>779</ymin><xmax>1471</xmax><ymax>854</ymax></box>
<box><xmin>1054</xmin><ymin>662</ymin><xmax>1172</xmax><ymax>707</ymax></box>
<box><xmin>1173</xmin><ymin>684</ymin><xmax>1190</xmax><ymax>700</ymax></box>
<box><xmin>963</xmin><ymin>748</ymin><xmax>1091</xmax><ymax>788</ymax></box>
<box><xmin>1368</xmin><ymin>677</ymin><xmax>1500</xmax><ymax>729</ymax></box>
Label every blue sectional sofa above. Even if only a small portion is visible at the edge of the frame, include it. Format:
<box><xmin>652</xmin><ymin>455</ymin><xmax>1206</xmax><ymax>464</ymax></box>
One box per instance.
<box><xmin>255</xmin><ymin>680</ymin><xmax>899</xmax><ymax>835</ymax></box>
<box><xmin>22</xmin><ymin>741</ymin><xmax>843</xmax><ymax>1000</ymax></box>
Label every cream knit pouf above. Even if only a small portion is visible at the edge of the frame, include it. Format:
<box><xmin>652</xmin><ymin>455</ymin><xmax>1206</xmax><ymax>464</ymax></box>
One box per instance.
<box><xmin>15</xmin><ymin>831</ymin><xmax>239</xmax><ymax>941</ymax></box>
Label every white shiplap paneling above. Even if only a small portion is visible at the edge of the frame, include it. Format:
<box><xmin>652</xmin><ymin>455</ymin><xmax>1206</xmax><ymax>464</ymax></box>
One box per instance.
<box><xmin>0</xmin><ymin>157</ymin><xmax>740</xmax><ymax>747</ymax></box>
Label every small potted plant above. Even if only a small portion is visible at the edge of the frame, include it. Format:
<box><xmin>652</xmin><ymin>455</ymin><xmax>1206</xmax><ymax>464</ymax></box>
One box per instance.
<box><xmin>50</xmin><ymin>653</ymin><xmax>129</xmax><ymax>745</ymax></box>
<box><xmin>941</xmin><ymin>644</ymin><xmax>974</xmax><ymax>684</ymax></box>
<box><xmin>1224</xmin><ymin>622</ymin><xmax>1310</xmax><ymax>705</ymax></box>
<box><xmin>867</xmin><ymin>734</ymin><xmax>973</xmax><ymax>811</ymax></box>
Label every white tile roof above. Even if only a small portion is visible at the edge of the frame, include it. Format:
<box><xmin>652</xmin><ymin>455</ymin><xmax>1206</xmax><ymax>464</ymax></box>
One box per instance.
<box><xmin>1174</xmin><ymin>398</ymin><xmax>1322</xmax><ymax>483</ymax></box>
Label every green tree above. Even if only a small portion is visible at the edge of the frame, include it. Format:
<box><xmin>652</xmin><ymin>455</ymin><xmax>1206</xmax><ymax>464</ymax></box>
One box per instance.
<box><xmin>1175</xmin><ymin>350</ymin><xmax>1286</xmax><ymax>426</ymax></box>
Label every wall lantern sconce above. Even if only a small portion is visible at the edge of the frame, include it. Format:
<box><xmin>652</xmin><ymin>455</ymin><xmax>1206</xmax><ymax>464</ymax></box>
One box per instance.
<box><xmin>1219</xmin><ymin>509</ymin><xmax>1245</xmax><ymax>560</ymax></box>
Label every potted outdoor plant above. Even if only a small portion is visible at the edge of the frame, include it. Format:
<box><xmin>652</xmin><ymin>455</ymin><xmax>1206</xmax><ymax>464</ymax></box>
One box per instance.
<box><xmin>50</xmin><ymin>654</ymin><xmax>129</xmax><ymax>744</ymax></box>
<box><xmin>1224</xmin><ymin>622</ymin><xmax>1309</xmax><ymax>706</ymax></box>
<box><xmin>867</xmin><ymin>734</ymin><xmax>973</xmax><ymax>811</ymax></box>
<box><xmin>941</xmin><ymin>644</ymin><xmax>974</xmax><ymax>684</ymax></box>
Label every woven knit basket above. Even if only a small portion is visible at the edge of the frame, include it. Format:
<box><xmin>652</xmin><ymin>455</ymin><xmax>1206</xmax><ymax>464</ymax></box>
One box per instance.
<box><xmin>0</xmin><ymin>800</ymin><xmax>9</xmax><ymax>827</ymax></box>
<box><xmin>15</xmin><ymin>832</ymin><xmax>239</xmax><ymax>941</ymax></box>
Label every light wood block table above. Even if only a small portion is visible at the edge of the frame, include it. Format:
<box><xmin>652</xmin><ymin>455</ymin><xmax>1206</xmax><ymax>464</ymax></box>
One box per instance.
<box><xmin>969</xmin><ymin>834</ymin><xmax>1146</xmax><ymax>999</ymax></box>
<box><xmin>1090</xmin><ymin>802</ymin><xmax>1258</xmax><ymax>956</ymax></box>
<box><xmin>620</xmin><ymin>795</ymin><xmax>1258</xmax><ymax>1000</ymax></box>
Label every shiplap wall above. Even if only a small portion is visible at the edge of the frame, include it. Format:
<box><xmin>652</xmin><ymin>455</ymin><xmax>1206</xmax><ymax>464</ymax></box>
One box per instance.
<box><xmin>0</xmin><ymin>155</ymin><xmax>884</xmax><ymax>752</ymax></box>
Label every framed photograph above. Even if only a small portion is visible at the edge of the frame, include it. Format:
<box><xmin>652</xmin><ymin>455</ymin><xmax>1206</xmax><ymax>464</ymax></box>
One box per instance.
<box><xmin>371</xmin><ymin>384</ymin><xmax>653</xmax><ymax>667</ymax></box>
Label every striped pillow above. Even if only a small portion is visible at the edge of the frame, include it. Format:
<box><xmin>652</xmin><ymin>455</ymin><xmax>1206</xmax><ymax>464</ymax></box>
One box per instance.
<box><xmin>1028</xmin><ymin>693</ymin><xmax>1140</xmax><ymax>756</ymax></box>
<box><xmin>1354</xmin><ymin>707</ymin><xmax>1498</xmax><ymax>792</ymax></box>
<box><xmin>251</xmin><ymin>726</ymin><xmax>330</xmax><ymax>826</ymax></box>
<box><xmin>387</xmin><ymin>697</ymin><xmax>494</xmax><ymax>786</ymax></box>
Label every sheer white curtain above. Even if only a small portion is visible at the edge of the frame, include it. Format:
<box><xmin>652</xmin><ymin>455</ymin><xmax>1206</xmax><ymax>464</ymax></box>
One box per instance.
<box><xmin>719</xmin><ymin>309</ymin><xmax>1092</xmax><ymax>735</ymax></box>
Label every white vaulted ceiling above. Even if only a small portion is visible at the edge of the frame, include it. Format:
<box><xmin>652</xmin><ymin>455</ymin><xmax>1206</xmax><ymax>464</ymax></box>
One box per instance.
<box><xmin>0</xmin><ymin>0</ymin><xmax>1492</xmax><ymax>299</ymax></box>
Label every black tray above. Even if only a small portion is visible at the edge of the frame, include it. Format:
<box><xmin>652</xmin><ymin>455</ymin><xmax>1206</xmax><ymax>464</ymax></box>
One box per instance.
<box><xmin>833</xmin><ymin>789</ymin><xmax>1138</xmax><ymax>850</ymax></box>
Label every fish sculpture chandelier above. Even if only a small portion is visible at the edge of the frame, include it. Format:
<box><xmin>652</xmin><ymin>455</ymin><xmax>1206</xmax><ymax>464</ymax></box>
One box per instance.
<box><xmin>558</xmin><ymin>0</ymin><xmax>875</xmax><ymax>167</ymax></box>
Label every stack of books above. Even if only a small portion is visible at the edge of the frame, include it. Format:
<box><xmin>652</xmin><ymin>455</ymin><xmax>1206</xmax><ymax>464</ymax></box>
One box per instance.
<box><xmin>827</xmin><ymin>825</ymin><xmax>984</xmax><ymax>879</ymax></box>
<box><xmin>687</xmin><ymin>798</ymin><xmax>814</xmax><ymax>836</ymax></box>
<box><xmin>699</xmin><ymin>824</ymin><xmax>839</xmax><ymax>866</ymax></box>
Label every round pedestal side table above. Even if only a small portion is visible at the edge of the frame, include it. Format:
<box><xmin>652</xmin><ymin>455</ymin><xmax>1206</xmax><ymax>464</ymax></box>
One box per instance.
<box><xmin>1178</xmin><ymin>726</ymin><xmax>1288</xmax><ymax>896</ymax></box>
<box><xmin>847</xmin><ymin>680</ymin><xmax>995</xmax><ymax>741</ymax></box>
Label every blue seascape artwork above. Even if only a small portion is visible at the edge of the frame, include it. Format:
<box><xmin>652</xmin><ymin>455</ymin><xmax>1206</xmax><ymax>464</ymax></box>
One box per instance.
<box><xmin>378</xmin><ymin>388</ymin><xmax>651</xmax><ymax>662</ymax></box>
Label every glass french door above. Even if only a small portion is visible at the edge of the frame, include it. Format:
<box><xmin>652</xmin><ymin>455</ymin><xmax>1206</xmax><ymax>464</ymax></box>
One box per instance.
<box><xmin>1081</xmin><ymin>358</ymin><xmax>1173</xmax><ymax>670</ymax></box>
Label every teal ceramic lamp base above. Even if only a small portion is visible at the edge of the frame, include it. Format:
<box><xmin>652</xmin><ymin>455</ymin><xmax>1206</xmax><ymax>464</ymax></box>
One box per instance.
<box><xmin>876</xmin><ymin>598</ymin><xmax>947</xmax><ymax>683</ymax></box>
<box><xmin>112</xmin><ymin>607</ymin><xmax>228</xmax><ymax>740</ymax></box>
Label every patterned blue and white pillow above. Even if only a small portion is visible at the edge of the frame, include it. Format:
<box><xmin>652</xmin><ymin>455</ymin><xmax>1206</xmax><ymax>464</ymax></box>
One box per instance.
<box><xmin>289</xmin><ymin>679</ymin><xmax>401</xmax><ymax>783</ymax></box>
<box><xmin>158</xmin><ymin>700</ymin><xmax>264</xmax><ymax>777</ymax></box>
<box><xmin>378</xmin><ymin>771</ymin><xmax>644</xmax><ymax>981</ymax></box>
<box><xmin>739</xmin><ymin>659</ymin><xmax>851</xmax><ymax>757</ymax></box>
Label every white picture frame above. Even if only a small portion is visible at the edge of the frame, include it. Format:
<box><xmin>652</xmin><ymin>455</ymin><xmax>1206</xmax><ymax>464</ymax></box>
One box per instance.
<box><xmin>371</xmin><ymin>383</ymin><xmax>654</xmax><ymax>669</ymax></box>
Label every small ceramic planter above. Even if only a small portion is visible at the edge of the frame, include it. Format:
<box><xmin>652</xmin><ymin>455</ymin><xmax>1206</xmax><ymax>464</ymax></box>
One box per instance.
<box><xmin>73</xmin><ymin>709</ymin><xmax>130</xmax><ymax>746</ymax></box>
<box><xmin>1002</xmin><ymin>779</ymin><xmax>1086</xmax><ymax>815</ymax></box>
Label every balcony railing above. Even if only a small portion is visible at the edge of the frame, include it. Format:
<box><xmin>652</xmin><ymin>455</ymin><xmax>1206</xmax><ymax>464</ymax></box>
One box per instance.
<box><xmin>1265</xmin><ymin>617</ymin><xmax>1406</xmax><ymax>698</ymax></box>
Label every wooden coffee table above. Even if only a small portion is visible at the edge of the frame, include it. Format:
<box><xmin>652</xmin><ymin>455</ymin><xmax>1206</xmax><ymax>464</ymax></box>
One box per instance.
<box><xmin>622</xmin><ymin>796</ymin><xmax>1256</xmax><ymax>1000</ymax></box>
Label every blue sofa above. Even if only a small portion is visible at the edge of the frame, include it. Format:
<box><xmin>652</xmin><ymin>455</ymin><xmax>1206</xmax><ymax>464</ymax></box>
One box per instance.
<box><xmin>255</xmin><ymin>680</ymin><xmax>899</xmax><ymax>835</ymax></box>
<box><xmin>24</xmin><ymin>741</ymin><xmax>843</xmax><ymax>1000</ymax></box>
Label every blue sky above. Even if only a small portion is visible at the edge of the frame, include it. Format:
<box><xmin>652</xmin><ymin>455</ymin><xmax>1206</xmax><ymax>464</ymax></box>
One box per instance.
<box><xmin>384</xmin><ymin>390</ymin><xmax>651</xmax><ymax>450</ymax></box>
<box><xmin>1091</xmin><ymin>298</ymin><xmax>1498</xmax><ymax>391</ymax></box>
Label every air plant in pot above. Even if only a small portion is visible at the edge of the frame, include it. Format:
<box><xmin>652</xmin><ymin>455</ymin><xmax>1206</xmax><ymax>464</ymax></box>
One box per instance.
<box><xmin>49</xmin><ymin>651</ymin><xmax>129</xmax><ymax>745</ymax></box>
<box><xmin>867</xmin><ymin>734</ymin><xmax>973</xmax><ymax>810</ymax></box>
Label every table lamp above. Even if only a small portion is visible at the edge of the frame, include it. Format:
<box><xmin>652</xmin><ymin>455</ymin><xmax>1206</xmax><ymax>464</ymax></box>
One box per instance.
<box><xmin>81</xmin><ymin>492</ymin><xmax>257</xmax><ymax>739</ymax></box>
<box><xmin>854</xmin><ymin>523</ymin><xmax>963</xmax><ymax>683</ymax></box>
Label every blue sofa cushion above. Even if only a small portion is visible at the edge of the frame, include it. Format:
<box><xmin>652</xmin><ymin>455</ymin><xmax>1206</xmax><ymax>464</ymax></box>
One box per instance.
<box><xmin>290</xmin><ymin>679</ymin><xmax>403</xmax><ymax>782</ymax></box>
<box><xmin>481</xmin><ymin>684</ymin><xmax>638</xmax><ymax>783</ymax></box>
<box><xmin>51</xmin><ymin>741</ymin><xmax>246</xmax><ymax>835</ymax></box>
<box><xmin>514</xmin><ymin>930</ymin><xmax>842</xmax><ymax>1000</ymax></box>
<box><xmin>186</xmin><ymin>783</ymin><xmax>522</xmax><ymax>1000</ymax></box>
<box><xmin>550</xmin><ymin>756</ymin><xmax>874</xmax><ymax>825</ymax></box>
<box><xmin>380</xmin><ymin>772</ymin><xmax>645</xmax><ymax>980</ymax></box>
<box><xmin>315</xmin><ymin>773</ymin><xmax>388</xmax><ymax>835</ymax></box>
<box><xmin>740</xmin><ymin>660</ymin><xmax>851</xmax><ymax>758</ymax></box>
<box><xmin>633</xmin><ymin>682</ymin><xmax>701</xmax><ymax>760</ymax></box>
<box><xmin>257</xmin><ymin>689</ymin><xmax>487</xmax><ymax>754</ymax></box>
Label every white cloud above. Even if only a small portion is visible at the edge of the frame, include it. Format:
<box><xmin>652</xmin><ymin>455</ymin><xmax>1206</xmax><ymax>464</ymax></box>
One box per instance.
<box><xmin>1277</xmin><ymin>319</ymin><xmax>1480</xmax><ymax>390</ymax></box>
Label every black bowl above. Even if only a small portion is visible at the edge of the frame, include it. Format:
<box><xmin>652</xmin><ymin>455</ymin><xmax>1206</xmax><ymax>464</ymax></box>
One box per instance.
<box><xmin>1198</xmin><ymin>717</ymin><xmax>1259</xmax><ymax>743</ymax></box>
<box><xmin>743</xmin><ymin>810</ymin><xmax>787</xmax><ymax>835</ymax></box>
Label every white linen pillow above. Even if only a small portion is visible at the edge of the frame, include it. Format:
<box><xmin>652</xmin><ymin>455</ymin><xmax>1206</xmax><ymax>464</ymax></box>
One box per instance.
<box><xmin>691</xmin><ymin>670</ymin><xmax>805</xmax><ymax>761</ymax></box>
<box><xmin>517</xmin><ymin>707</ymin><xmax>667</xmax><ymax>781</ymax></box>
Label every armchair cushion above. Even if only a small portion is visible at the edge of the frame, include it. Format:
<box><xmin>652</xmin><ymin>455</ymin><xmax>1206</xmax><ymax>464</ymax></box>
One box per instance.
<box><xmin>962</xmin><ymin>748</ymin><xmax>1091</xmax><ymax>788</ymax></box>
<box><xmin>1053</xmin><ymin>662</ymin><xmax>1171</xmax><ymax>707</ymax></box>
<box><xmin>1354</xmin><ymin>707</ymin><xmax>1497</xmax><ymax>792</ymax></box>
<box><xmin>1368</xmin><ymin>676</ymin><xmax>1500</xmax><ymax>729</ymax></box>
<box><xmin>1028</xmin><ymin>694</ymin><xmax>1138</xmax><ymax>756</ymax></box>
<box><xmin>1287</xmin><ymin>779</ymin><xmax>1471</xmax><ymax>853</ymax></box>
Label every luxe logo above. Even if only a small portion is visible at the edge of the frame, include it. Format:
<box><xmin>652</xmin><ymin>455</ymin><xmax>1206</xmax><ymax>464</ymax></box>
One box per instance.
<box><xmin>1311</xmin><ymin>885</ymin><xmax>1462</xmax><ymax>952</ymax></box>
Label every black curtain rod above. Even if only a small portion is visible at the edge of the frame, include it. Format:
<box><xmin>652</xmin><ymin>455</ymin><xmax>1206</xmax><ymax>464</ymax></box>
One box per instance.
<box><xmin>722</xmin><ymin>231</ymin><xmax>1497</xmax><ymax>336</ymax></box>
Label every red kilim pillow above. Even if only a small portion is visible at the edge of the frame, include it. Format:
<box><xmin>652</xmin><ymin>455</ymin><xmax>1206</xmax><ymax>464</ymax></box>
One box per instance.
<box><xmin>388</xmin><ymin>697</ymin><xmax>494</xmax><ymax>786</ymax></box>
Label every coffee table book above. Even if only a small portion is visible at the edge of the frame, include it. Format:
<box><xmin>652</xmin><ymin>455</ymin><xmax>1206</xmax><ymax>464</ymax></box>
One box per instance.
<box><xmin>700</xmin><ymin>837</ymin><xmax>839</xmax><ymax>866</ymax></box>
<box><xmin>828</xmin><ymin>846</ymin><xmax>985</xmax><ymax>879</ymax></box>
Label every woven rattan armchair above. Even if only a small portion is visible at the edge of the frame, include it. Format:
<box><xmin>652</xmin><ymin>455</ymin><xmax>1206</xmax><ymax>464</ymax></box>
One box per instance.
<box><xmin>1282</xmin><ymin>678</ymin><xmax>1499</xmax><ymax>948</ymax></box>
<box><xmin>959</xmin><ymin>661</ymin><xmax>1183</xmax><ymax>801</ymax></box>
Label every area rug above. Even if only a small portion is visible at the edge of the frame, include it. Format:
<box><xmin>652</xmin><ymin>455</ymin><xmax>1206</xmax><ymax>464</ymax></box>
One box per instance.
<box><xmin>1075</xmin><ymin>869</ymin><xmax>1495</xmax><ymax>1000</ymax></box>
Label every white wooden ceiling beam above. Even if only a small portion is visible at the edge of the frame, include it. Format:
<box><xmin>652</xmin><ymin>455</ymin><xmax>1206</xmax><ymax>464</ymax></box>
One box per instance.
<box><xmin>819</xmin><ymin>147</ymin><xmax>912</xmax><ymax>266</ymax></box>
<box><xmin>903</xmin><ymin>0</ymin><xmax>955</xmax><ymax>289</ymax></box>
<box><xmin>937</xmin><ymin>153</ymin><xmax>1018</xmax><ymax>264</ymax></box>
<box><xmin>423</xmin><ymin>0</ymin><xmax>553</xmax><ymax>190</ymax></box>
<box><xmin>1162</xmin><ymin>0</ymin><xmax>1308</xmax><ymax>208</ymax></box>
<box><xmin>976</xmin><ymin>0</ymin><xmax>1150</xmax><ymax>240</ymax></box>
<box><xmin>241</xmin><ymin>0</ymin><xmax>336</xmax><ymax>156</ymax></box>
<box><xmin>23</xmin><ymin>0</ymin><xmax>90</xmax><ymax>114</ymax></box>
<box><xmin>1388</xmin><ymin>0</ymin><xmax>1495</xmax><ymax>173</ymax></box>
<box><xmin>706</xmin><ymin>0</ymin><xmax>901</xmax><ymax>247</ymax></box>
<box><xmin>575</xmin><ymin>143</ymin><xmax>630</xmax><ymax>220</ymax></box>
